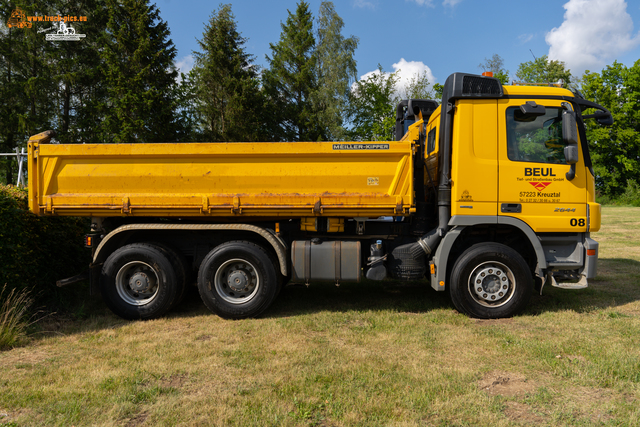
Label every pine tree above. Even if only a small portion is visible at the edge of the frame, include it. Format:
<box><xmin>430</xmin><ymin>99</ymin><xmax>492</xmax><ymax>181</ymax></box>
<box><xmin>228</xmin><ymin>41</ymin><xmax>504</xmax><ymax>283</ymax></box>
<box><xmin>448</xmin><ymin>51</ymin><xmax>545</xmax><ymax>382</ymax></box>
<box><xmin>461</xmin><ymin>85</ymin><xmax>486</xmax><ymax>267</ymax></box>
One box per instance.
<box><xmin>191</xmin><ymin>4</ymin><xmax>265</xmax><ymax>142</ymax></box>
<box><xmin>49</xmin><ymin>0</ymin><xmax>110</xmax><ymax>144</ymax></box>
<box><xmin>101</xmin><ymin>0</ymin><xmax>181</xmax><ymax>143</ymax></box>
<box><xmin>263</xmin><ymin>1</ymin><xmax>322</xmax><ymax>142</ymax></box>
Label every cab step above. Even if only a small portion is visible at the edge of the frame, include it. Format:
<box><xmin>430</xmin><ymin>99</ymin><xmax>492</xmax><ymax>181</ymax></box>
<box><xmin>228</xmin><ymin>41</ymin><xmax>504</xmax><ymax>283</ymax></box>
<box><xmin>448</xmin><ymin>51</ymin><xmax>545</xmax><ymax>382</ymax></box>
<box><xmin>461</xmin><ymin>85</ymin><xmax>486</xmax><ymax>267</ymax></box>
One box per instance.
<box><xmin>548</xmin><ymin>273</ymin><xmax>588</xmax><ymax>290</ymax></box>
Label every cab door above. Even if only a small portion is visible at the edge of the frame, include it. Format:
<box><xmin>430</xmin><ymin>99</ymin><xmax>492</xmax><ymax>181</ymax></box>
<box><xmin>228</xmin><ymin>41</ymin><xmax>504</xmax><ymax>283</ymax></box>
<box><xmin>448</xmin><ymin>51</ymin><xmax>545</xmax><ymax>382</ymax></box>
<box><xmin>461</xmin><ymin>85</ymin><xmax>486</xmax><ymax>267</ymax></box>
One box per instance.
<box><xmin>498</xmin><ymin>99</ymin><xmax>587</xmax><ymax>233</ymax></box>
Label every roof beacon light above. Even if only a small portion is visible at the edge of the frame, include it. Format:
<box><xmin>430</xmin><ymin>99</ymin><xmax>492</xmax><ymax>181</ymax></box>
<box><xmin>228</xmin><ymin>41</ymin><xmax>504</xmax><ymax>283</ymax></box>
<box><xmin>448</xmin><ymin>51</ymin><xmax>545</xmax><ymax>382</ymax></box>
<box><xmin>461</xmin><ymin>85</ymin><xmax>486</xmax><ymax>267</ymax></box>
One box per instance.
<box><xmin>481</xmin><ymin>71</ymin><xmax>493</xmax><ymax>77</ymax></box>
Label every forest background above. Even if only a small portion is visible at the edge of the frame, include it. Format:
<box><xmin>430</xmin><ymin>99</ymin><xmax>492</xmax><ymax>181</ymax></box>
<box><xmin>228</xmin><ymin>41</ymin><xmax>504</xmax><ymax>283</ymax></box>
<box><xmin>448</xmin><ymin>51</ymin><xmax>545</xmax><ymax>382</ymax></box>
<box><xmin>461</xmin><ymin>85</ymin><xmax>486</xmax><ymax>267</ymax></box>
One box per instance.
<box><xmin>1</xmin><ymin>0</ymin><xmax>639</xmax><ymax>201</ymax></box>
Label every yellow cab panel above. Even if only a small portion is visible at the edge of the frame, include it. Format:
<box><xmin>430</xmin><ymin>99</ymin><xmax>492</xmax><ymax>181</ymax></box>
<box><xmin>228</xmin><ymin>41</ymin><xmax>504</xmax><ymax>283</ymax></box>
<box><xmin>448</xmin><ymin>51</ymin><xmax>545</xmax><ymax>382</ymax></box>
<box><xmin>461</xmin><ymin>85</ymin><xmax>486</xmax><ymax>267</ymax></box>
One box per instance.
<box><xmin>450</xmin><ymin>99</ymin><xmax>498</xmax><ymax>217</ymax></box>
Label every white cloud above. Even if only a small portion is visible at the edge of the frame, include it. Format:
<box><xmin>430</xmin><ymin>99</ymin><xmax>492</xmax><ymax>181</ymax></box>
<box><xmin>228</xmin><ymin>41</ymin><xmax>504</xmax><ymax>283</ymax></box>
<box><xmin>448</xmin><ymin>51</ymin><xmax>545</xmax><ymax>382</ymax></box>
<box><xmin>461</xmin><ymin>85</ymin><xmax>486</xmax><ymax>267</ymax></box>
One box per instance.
<box><xmin>407</xmin><ymin>0</ymin><xmax>436</xmax><ymax>7</ymax></box>
<box><xmin>546</xmin><ymin>0</ymin><xmax>640</xmax><ymax>75</ymax></box>
<box><xmin>354</xmin><ymin>0</ymin><xmax>376</xmax><ymax>9</ymax></box>
<box><xmin>391</xmin><ymin>58</ymin><xmax>437</xmax><ymax>90</ymax></box>
<box><xmin>518</xmin><ymin>33</ymin><xmax>534</xmax><ymax>44</ymax></box>
<box><xmin>442</xmin><ymin>0</ymin><xmax>463</xmax><ymax>6</ymax></box>
<box><xmin>174</xmin><ymin>55</ymin><xmax>194</xmax><ymax>82</ymax></box>
<box><xmin>356</xmin><ymin>59</ymin><xmax>437</xmax><ymax>97</ymax></box>
<box><xmin>175</xmin><ymin>55</ymin><xmax>194</xmax><ymax>76</ymax></box>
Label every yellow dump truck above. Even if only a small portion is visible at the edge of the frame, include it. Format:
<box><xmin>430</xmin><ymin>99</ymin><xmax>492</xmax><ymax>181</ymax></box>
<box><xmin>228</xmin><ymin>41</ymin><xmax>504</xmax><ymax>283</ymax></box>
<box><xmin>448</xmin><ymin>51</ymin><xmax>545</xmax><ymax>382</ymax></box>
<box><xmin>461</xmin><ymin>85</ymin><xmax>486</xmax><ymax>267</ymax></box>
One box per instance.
<box><xmin>28</xmin><ymin>72</ymin><xmax>613</xmax><ymax>320</ymax></box>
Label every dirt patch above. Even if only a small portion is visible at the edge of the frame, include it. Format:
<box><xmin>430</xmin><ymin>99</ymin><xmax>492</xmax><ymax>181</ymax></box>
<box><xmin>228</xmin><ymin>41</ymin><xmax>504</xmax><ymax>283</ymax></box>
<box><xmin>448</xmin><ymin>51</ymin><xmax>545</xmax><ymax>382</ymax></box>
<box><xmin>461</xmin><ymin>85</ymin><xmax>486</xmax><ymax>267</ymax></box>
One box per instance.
<box><xmin>160</xmin><ymin>374</ymin><xmax>187</xmax><ymax>389</ymax></box>
<box><xmin>479</xmin><ymin>372</ymin><xmax>536</xmax><ymax>397</ymax></box>
<box><xmin>196</xmin><ymin>334</ymin><xmax>212</xmax><ymax>341</ymax></box>
<box><xmin>503</xmin><ymin>401</ymin><xmax>544</xmax><ymax>424</ymax></box>
<box><xmin>125</xmin><ymin>411</ymin><xmax>148</xmax><ymax>427</ymax></box>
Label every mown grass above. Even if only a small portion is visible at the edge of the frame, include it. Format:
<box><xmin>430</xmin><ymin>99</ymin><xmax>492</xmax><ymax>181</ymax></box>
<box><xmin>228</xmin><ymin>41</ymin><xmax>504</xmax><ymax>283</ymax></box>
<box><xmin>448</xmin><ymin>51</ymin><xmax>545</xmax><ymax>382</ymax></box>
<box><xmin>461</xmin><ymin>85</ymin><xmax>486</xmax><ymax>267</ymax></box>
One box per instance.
<box><xmin>1</xmin><ymin>207</ymin><xmax>640</xmax><ymax>426</ymax></box>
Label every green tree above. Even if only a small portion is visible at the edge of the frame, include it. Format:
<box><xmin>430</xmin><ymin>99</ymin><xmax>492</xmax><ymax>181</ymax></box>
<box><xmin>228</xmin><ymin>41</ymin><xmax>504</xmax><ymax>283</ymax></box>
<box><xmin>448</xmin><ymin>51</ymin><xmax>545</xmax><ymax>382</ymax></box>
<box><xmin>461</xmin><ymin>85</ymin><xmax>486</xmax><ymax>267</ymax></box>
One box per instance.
<box><xmin>263</xmin><ymin>1</ymin><xmax>322</xmax><ymax>141</ymax></box>
<box><xmin>581</xmin><ymin>60</ymin><xmax>640</xmax><ymax>197</ymax></box>
<box><xmin>191</xmin><ymin>4</ymin><xmax>265</xmax><ymax>142</ymax></box>
<box><xmin>101</xmin><ymin>0</ymin><xmax>182</xmax><ymax>143</ymax></box>
<box><xmin>433</xmin><ymin>83</ymin><xmax>444</xmax><ymax>101</ymax></box>
<box><xmin>478</xmin><ymin>53</ymin><xmax>509</xmax><ymax>84</ymax></box>
<box><xmin>346</xmin><ymin>66</ymin><xmax>398</xmax><ymax>141</ymax></box>
<box><xmin>401</xmin><ymin>71</ymin><xmax>434</xmax><ymax>100</ymax></box>
<box><xmin>312</xmin><ymin>1</ymin><xmax>358</xmax><ymax>141</ymax></box>
<box><xmin>516</xmin><ymin>55</ymin><xmax>572</xmax><ymax>85</ymax></box>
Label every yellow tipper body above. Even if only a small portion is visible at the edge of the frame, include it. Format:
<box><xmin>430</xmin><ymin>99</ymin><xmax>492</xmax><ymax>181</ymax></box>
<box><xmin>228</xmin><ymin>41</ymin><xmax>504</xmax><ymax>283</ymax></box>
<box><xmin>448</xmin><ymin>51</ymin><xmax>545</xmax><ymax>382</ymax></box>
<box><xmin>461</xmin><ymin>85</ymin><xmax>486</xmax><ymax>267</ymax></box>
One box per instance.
<box><xmin>28</xmin><ymin>140</ymin><xmax>414</xmax><ymax>218</ymax></box>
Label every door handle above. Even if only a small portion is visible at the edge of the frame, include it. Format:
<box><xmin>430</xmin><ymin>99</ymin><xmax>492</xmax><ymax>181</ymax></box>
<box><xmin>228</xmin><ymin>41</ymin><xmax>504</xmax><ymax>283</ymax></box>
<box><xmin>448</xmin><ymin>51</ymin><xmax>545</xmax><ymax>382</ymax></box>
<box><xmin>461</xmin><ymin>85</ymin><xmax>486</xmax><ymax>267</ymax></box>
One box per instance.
<box><xmin>501</xmin><ymin>203</ymin><xmax>522</xmax><ymax>213</ymax></box>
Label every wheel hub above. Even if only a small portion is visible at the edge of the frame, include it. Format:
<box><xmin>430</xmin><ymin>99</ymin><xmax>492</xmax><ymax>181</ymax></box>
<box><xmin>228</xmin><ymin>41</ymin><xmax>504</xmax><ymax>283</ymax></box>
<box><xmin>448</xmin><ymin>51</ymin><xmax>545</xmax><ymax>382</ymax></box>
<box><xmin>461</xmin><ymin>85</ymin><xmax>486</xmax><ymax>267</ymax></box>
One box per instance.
<box><xmin>227</xmin><ymin>269</ymin><xmax>250</xmax><ymax>292</ymax></box>
<box><xmin>214</xmin><ymin>259</ymin><xmax>260</xmax><ymax>305</ymax></box>
<box><xmin>129</xmin><ymin>271</ymin><xmax>153</xmax><ymax>293</ymax></box>
<box><xmin>472</xmin><ymin>266</ymin><xmax>509</xmax><ymax>302</ymax></box>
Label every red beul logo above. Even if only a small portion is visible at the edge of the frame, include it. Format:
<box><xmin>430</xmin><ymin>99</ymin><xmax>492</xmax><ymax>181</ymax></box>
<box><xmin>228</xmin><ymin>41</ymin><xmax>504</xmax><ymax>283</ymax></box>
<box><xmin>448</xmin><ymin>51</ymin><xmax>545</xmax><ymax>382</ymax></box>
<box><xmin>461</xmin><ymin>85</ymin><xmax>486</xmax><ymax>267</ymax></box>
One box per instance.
<box><xmin>529</xmin><ymin>182</ymin><xmax>551</xmax><ymax>192</ymax></box>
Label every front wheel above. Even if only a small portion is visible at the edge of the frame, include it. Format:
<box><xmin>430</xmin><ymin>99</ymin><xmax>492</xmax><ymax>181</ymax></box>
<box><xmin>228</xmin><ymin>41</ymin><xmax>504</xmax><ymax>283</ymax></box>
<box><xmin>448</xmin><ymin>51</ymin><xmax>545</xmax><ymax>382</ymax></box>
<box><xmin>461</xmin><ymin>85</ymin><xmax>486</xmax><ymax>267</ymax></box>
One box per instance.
<box><xmin>197</xmin><ymin>241</ymin><xmax>278</xmax><ymax>319</ymax></box>
<box><xmin>449</xmin><ymin>243</ymin><xmax>532</xmax><ymax>319</ymax></box>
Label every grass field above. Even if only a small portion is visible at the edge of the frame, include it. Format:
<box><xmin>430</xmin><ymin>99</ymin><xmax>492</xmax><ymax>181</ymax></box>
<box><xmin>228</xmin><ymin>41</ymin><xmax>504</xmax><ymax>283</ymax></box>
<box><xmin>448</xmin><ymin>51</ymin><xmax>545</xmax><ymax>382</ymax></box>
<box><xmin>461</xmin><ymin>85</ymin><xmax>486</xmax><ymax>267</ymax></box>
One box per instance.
<box><xmin>1</xmin><ymin>207</ymin><xmax>639</xmax><ymax>426</ymax></box>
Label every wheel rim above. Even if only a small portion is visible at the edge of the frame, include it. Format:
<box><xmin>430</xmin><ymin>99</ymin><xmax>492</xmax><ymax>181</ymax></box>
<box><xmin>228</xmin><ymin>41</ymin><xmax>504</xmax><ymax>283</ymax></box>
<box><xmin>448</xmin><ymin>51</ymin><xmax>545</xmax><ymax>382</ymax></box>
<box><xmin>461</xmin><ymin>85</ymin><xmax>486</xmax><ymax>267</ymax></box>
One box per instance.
<box><xmin>115</xmin><ymin>261</ymin><xmax>160</xmax><ymax>306</ymax></box>
<box><xmin>214</xmin><ymin>258</ymin><xmax>260</xmax><ymax>305</ymax></box>
<box><xmin>467</xmin><ymin>261</ymin><xmax>516</xmax><ymax>308</ymax></box>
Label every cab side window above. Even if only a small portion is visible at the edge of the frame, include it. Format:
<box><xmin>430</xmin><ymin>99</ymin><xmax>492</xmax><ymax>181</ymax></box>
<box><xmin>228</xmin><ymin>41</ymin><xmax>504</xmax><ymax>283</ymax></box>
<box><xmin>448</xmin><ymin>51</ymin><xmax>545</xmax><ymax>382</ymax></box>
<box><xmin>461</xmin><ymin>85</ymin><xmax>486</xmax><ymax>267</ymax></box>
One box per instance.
<box><xmin>506</xmin><ymin>107</ymin><xmax>567</xmax><ymax>164</ymax></box>
<box><xmin>427</xmin><ymin>128</ymin><xmax>436</xmax><ymax>154</ymax></box>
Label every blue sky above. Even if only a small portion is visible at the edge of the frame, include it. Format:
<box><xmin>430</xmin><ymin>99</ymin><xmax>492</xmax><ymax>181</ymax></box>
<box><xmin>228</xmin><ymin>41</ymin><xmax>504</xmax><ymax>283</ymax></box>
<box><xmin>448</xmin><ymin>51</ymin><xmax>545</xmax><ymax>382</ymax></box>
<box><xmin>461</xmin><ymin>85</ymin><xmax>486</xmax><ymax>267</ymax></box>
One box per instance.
<box><xmin>158</xmin><ymin>0</ymin><xmax>640</xmax><ymax>90</ymax></box>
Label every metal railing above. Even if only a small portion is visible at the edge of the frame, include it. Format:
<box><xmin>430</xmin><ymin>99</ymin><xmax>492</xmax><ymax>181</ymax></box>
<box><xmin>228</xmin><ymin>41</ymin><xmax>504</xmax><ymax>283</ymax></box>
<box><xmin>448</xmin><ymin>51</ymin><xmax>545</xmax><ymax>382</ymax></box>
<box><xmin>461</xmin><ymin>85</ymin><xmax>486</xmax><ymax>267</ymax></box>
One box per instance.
<box><xmin>0</xmin><ymin>147</ymin><xmax>27</xmax><ymax>187</ymax></box>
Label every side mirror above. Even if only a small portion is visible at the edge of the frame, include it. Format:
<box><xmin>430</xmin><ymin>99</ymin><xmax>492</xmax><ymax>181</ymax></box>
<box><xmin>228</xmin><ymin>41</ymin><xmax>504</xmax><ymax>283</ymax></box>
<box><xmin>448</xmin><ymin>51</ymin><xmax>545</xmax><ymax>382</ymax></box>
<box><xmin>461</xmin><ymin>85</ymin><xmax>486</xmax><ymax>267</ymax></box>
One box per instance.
<box><xmin>595</xmin><ymin>111</ymin><xmax>614</xmax><ymax>126</ymax></box>
<box><xmin>564</xmin><ymin>145</ymin><xmax>579</xmax><ymax>164</ymax></box>
<box><xmin>562</xmin><ymin>109</ymin><xmax>579</xmax><ymax>181</ymax></box>
<box><xmin>562</xmin><ymin>110</ymin><xmax>578</xmax><ymax>146</ymax></box>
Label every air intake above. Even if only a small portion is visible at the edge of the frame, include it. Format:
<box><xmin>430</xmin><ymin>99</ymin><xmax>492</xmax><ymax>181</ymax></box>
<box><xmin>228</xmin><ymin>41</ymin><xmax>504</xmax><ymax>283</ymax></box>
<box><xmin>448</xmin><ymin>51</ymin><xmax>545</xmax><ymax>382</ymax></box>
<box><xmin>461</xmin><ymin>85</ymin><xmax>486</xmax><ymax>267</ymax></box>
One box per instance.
<box><xmin>462</xmin><ymin>76</ymin><xmax>502</xmax><ymax>96</ymax></box>
<box><xmin>444</xmin><ymin>73</ymin><xmax>504</xmax><ymax>100</ymax></box>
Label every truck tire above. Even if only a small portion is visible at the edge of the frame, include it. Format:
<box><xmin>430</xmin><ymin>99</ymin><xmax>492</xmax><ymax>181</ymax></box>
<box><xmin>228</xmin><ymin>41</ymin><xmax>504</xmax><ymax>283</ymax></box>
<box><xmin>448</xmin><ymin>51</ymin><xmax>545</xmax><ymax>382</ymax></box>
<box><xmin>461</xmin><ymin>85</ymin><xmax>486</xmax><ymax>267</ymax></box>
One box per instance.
<box><xmin>148</xmin><ymin>242</ymin><xmax>191</xmax><ymax>309</ymax></box>
<box><xmin>197</xmin><ymin>241</ymin><xmax>278</xmax><ymax>319</ymax></box>
<box><xmin>100</xmin><ymin>243</ymin><xmax>179</xmax><ymax>320</ymax></box>
<box><xmin>449</xmin><ymin>243</ymin><xmax>532</xmax><ymax>319</ymax></box>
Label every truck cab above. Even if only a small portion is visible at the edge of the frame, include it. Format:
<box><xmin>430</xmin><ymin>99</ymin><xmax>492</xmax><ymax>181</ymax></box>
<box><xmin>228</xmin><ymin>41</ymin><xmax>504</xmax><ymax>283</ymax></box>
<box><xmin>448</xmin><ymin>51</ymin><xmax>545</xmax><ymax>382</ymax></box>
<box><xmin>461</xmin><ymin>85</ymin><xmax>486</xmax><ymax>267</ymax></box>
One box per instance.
<box><xmin>398</xmin><ymin>73</ymin><xmax>611</xmax><ymax>317</ymax></box>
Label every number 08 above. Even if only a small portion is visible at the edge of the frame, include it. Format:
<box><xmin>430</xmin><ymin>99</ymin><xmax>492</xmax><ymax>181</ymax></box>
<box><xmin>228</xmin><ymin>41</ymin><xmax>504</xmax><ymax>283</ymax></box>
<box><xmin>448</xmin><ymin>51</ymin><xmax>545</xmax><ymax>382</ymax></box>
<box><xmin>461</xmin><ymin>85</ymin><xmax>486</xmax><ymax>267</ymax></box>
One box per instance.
<box><xmin>570</xmin><ymin>218</ymin><xmax>585</xmax><ymax>227</ymax></box>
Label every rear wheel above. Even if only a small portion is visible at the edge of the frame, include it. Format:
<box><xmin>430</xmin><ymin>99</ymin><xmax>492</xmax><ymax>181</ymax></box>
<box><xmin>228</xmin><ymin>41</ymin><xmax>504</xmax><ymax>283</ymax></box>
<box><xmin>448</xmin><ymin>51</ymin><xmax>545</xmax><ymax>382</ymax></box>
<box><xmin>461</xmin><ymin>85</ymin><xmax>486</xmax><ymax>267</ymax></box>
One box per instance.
<box><xmin>197</xmin><ymin>241</ymin><xmax>278</xmax><ymax>319</ymax></box>
<box><xmin>100</xmin><ymin>243</ymin><xmax>179</xmax><ymax>320</ymax></box>
<box><xmin>149</xmin><ymin>242</ymin><xmax>191</xmax><ymax>309</ymax></box>
<box><xmin>449</xmin><ymin>243</ymin><xmax>532</xmax><ymax>319</ymax></box>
